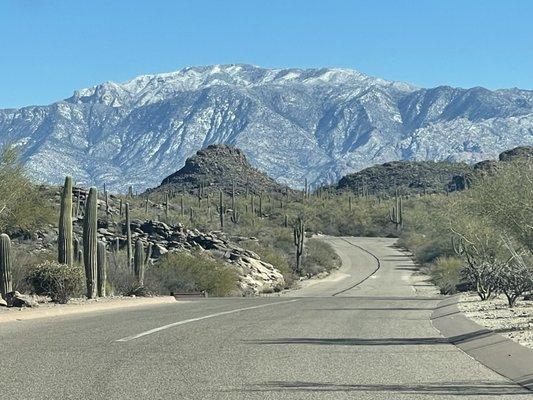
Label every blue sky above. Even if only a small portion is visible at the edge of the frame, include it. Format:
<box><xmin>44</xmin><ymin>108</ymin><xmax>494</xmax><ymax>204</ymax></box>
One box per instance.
<box><xmin>0</xmin><ymin>0</ymin><xmax>532</xmax><ymax>108</ymax></box>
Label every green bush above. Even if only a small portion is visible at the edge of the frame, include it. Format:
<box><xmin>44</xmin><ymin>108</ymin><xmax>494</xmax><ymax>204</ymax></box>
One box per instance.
<box><xmin>429</xmin><ymin>256</ymin><xmax>465</xmax><ymax>294</ymax></box>
<box><xmin>26</xmin><ymin>261</ymin><xmax>84</xmax><ymax>303</ymax></box>
<box><xmin>302</xmin><ymin>238</ymin><xmax>341</xmax><ymax>277</ymax></box>
<box><xmin>145</xmin><ymin>251</ymin><xmax>237</xmax><ymax>296</ymax></box>
<box><xmin>0</xmin><ymin>146</ymin><xmax>55</xmax><ymax>233</ymax></box>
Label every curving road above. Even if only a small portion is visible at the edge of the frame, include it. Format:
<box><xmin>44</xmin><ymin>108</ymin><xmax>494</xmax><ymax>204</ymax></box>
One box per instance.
<box><xmin>0</xmin><ymin>236</ymin><xmax>530</xmax><ymax>399</ymax></box>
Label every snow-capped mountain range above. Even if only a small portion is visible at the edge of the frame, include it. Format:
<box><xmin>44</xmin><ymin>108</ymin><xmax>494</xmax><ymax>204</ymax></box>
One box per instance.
<box><xmin>0</xmin><ymin>64</ymin><xmax>532</xmax><ymax>191</ymax></box>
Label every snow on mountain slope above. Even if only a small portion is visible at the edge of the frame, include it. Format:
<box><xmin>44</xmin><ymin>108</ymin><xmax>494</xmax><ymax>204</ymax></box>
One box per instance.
<box><xmin>0</xmin><ymin>64</ymin><xmax>531</xmax><ymax>191</ymax></box>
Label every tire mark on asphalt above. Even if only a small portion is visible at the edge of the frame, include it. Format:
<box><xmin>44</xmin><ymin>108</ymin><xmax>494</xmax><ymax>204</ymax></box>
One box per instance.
<box><xmin>330</xmin><ymin>237</ymin><xmax>382</xmax><ymax>297</ymax></box>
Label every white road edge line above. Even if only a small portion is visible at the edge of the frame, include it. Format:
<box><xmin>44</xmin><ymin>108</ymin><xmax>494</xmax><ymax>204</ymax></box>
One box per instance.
<box><xmin>116</xmin><ymin>299</ymin><xmax>299</xmax><ymax>342</ymax></box>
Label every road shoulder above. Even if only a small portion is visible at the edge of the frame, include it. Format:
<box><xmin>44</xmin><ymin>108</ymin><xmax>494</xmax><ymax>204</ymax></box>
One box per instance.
<box><xmin>0</xmin><ymin>296</ymin><xmax>178</xmax><ymax>323</ymax></box>
<box><xmin>432</xmin><ymin>295</ymin><xmax>533</xmax><ymax>391</ymax></box>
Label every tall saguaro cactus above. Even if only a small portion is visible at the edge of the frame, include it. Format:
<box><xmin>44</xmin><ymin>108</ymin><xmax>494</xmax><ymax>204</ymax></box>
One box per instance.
<box><xmin>125</xmin><ymin>203</ymin><xmax>132</xmax><ymax>271</ymax></box>
<box><xmin>218</xmin><ymin>190</ymin><xmax>225</xmax><ymax>229</ymax></box>
<box><xmin>293</xmin><ymin>217</ymin><xmax>305</xmax><ymax>275</ymax></box>
<box><xmin>58</xmin><ymin>176</ymin><xmax>74</xmax><ymax>266</ymax></box>
<box><xmin>97</xmin><ymin>241</ymin><xmax>107</xmax><ymax>297</ymax></box>
<box><xmin>0</xmin><ymin>234</ymin><xmax>12</xmax><ymax>299</ymax></box>
<box><xmin>83</xmin><ymin>187</ymin><xmax>98</xmax><ymax>299</ymax></box>
<box><xmin>389</xmin><ymin>192</ymin><xmax>403</xmax><ymax>231</ymax></box>
<box><xmin>134</xmin><ymin>239</ymin><xmax>145</xmax><ymax>285</ymax></box>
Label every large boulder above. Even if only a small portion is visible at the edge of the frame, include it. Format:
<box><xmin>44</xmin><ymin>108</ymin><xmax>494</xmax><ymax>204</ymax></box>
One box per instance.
<box><xmin>5</xmin><ymin>291</ymin><xmax>39</xmax><ymax>308</ymax></box>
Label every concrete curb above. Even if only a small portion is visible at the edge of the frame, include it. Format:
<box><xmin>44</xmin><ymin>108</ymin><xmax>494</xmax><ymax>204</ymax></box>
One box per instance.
<box><xmin>431</xmin><ymin>295</ymin><xmax>533</xmax><ymax>391</ymax></box>
<box><xmin>0</xmin><ymin>296</ymin><xmax>179</xmax><ymax>324</ymax></box>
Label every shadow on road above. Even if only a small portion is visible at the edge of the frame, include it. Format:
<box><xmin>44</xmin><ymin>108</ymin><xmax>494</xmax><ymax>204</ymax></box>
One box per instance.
<box><xmin>243</xmin><ymin>380</ymin><xmax>527</xmax><ymax>395</ymax></box>
<box><xmin>309</xmin><ymin>307</ymin><xmax>436</xmax><ymax>311</ymax></box>
<box><xmin>247</xmin><ymin>329</ymin><xmax>494</xmax><ymax>346</ymax></box>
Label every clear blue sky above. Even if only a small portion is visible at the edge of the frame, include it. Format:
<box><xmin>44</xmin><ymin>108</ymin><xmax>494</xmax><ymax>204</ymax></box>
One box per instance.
<box><xmin>1</xmin><ymin>0</ymin><xmax>532</xmax><ymax>108</ymax></box>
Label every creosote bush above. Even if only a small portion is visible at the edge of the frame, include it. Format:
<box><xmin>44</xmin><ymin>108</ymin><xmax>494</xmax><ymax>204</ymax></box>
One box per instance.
<box><xmin>429</xmin><ymin>256</ymin><xmax>466</xmax><ymax>294</ymax></box>
<box><xmin>145</xmin><ymin>251</ymin><xmax>238</xmax><ymax>297</ymax></box>
<box><xmin>26</xmin><ymin>261</ymin><xmax>84</xmax><ymax>304</ymax></box>
<box><xmin>302</xmin><ymin>239</ymin><xmax>341</xmax><ymax>277</ymax></box>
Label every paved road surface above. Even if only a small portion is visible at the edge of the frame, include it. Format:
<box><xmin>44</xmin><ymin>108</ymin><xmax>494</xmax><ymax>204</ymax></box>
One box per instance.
<box><xmin>1</xmin><ymin>237</ymin><xmax>530</xmax><ymax>399</ymax></box>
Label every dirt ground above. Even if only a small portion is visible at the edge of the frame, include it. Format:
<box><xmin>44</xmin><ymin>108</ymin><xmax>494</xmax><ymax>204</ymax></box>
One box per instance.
<box><xmin>458</xmin><ymin>292</ymin><xmax>533</xmax><ymax>349</ymax></box>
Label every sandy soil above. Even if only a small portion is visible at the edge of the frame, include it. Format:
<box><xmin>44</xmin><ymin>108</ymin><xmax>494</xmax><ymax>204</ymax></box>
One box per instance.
<box><xmin>0</xmin><ymin>295</ymin><xmax>178</xmax><ymax>323</ymax></box>
<box><xmin>458</xmin><ymin>292</ymin><xmax>533</xmax><ymax>349</ymax></box>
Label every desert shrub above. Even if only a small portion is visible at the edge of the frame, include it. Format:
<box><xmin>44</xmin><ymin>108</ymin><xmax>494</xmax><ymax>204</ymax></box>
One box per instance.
<box><xmin>301</xmin><ymin>238</ymin><xmax>341</xmax><ymax>277</ymax></box>
<box><xmin>0</xmin><ymin>146</ymin><xmax>55</xmax><ymax>233</ymax></box>
<box><xmin>10</xmin><ymin>247</ymin><xmax>55</xmax><ymax>293</ymax></box>
<box><xmin>145</xmin><ymin>251</ymin><xmax>237</xmax><ymax>296</ymax></box>
<box><xmin>106</xmin><ymin>250</ymin><xmax>142</xmax><ymax>296</ymax></box>
<box><xmin>429</xmin><ymin>256</ymin><xmax>466</xmax><ymax>294</ymax></box>
<box><xmin>26</xmin><ymin>261</ymin><xmax>84</xmax><ymax>303</ymax></box>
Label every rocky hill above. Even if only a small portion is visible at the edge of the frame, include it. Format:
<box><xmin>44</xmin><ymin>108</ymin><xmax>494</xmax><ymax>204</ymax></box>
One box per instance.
<box><xmin>336</xmin><ymin>161</ymin><xmax>472</xmax><ymax>195</ymax></box>
<box><xmin>336</xmin><ymin>145</ymin><xmax>532</xmax><ymax>194</ymax></box>
<box><xmin>1</xmin><ymin>64</ymin><xmax>532</xmax><ymax>191</ymax></box>
<box><xmin>151</xmin><ymin>144</ymin><xmax>290</xmax><ymax>195</ymax></box>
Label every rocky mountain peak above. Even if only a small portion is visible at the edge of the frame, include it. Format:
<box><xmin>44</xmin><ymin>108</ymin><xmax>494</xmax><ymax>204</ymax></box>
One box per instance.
<box><xmin>154</xmin><ymin>144</ymin><xmax>287</xmax><ymax>195</ymax></box>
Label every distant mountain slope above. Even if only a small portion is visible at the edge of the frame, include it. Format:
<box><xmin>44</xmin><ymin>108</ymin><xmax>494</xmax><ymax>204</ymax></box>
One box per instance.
<box><xmin>1</xmin><ymin>64</ymin><xmax>532</xmax><ymax>191</ymax></box>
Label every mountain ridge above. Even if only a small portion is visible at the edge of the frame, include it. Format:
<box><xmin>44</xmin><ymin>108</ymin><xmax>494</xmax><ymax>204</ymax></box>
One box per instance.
<box><xmin>1</xmin><ymin>64</ymin><xmax>532</xmax><ymax>191</ymax></box>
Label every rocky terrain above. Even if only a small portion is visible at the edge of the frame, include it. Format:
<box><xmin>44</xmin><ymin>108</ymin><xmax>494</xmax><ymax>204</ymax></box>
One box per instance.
<box><xmin>1</xmin><ymin>64</ymin><xmax>532</xmax><ymax>191</ymax></box>
<box><xmin>336</xmin><ymin>160</ymin><xmax>472</xmax><ymax>195</ymax></box>
<box><xmin>14</xmin><ymin>186</ymin><xmax>285</xmax><ymax>296</ymax></box>
<box><xmin>151</xmin><ymin>144</ymin><xmax>290</xmax><ymax>195</ymax></box>
<box><xmin>335</xmin><ymin>145</ymin><xmax>532</xmax><ymax>194</ymax></box>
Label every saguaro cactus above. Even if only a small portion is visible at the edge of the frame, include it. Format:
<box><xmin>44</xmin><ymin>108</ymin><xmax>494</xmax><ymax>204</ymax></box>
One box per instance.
<box><xmin>218</xmin><ymin>190</ymin><xmax>225</xmax><ymax>229</ymax></box>
<box><xmin>73</xmin><ymin>237</ymin><xmax>81</xmax><ymax>263</ymax></box>
<box><xmin>389</xmin><ymin>192</ymin><xmax>403</xmax><ymax>231</ymax></box>
<box><xmin>293</xmin><ymin>217</ymin><xmax>305</xmax><ymax>274</ymax></box>
<box><xmin>125</xmin><ymin>203</ymin><xmax>132</xmax><ymax>271</ymax></box>
<box><xmin>83</xmin><ymin>187</ymin><xmax>98</xmax><ymax>299</ymax></box>
<box><xmin>97</xmin><ymin>241</ymin><xmax>107</xmax><ymax>297</ymax></box>
<box><xmin>58</xmin><ymin>176</ymin><xmax>74</xmax><ymax>266</ymax></box>
<box><xmin>0</xmin><ymin>234</ymin><xmax>12</xmax><ymax>299</ymax></box>
<box><xmin>164</xmin><ymin>193</ymin><xmax>170</xmax><ymax>222</ymax></box>
<box><xmin>145</xmin><ymin>242</ymin><xmax>153</xmax><ymax>265</ymax></box>
<box><xmin>134</xmin><ymin>239</ymin><xmax>145</xmax><ymax>285</ymax></box>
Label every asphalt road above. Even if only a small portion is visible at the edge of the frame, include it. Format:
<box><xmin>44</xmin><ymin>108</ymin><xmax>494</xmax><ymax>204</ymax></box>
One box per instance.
<box><xmin>1</xmin><ymin>236</ymin><xmax>530</xmax><ymax>399</ymax></box>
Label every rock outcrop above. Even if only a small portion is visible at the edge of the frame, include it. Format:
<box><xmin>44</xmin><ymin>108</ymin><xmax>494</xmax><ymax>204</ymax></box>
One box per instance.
<box><xmin>151</xmin><ymin>144</ymin><xmax>291</xmax><ymax>196</ymax></box>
